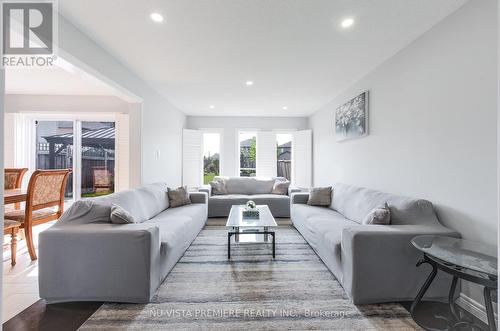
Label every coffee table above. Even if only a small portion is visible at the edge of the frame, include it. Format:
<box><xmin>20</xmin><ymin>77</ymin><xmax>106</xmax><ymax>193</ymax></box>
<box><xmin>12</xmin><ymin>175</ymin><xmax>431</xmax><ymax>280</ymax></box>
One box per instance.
<box><xmin>226</xmin><ymin>205</ymin><xmax>277</xmax><ymax>259</ymax></box>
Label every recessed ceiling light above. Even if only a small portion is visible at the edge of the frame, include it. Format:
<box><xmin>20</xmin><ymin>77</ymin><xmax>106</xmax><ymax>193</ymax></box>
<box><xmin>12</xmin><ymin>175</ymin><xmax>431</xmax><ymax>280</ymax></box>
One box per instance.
<box><xmin>341</xmin><ymin>18</ymin><xmax>354</xmax><ymax>28</ymax></box>
<box><xmin>245</xmin><ymin>80</ymin><xmax>254</xmax><ymax>86</ymax></box>
<box><xmin>209</xmin><ymin>105</ymin><xmax>215</xmax><ymax>109</ymax></box>
<box><xmin>150</xmin><ymin>12</ymin><xmax>164</xmax><ymax>23</ymax></box>
<box><xmin>282</xmin><ymin>106</ymin><xmax>288</xmax><ymax>110</ymax></box>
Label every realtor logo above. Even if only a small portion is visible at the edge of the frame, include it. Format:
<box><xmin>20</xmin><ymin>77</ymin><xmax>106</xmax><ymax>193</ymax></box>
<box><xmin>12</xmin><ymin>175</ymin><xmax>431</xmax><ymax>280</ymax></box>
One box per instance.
<box><xmin>1</xmin><ymin>0</ymin><xmax>57</xmax><ymax>67</ymax></box>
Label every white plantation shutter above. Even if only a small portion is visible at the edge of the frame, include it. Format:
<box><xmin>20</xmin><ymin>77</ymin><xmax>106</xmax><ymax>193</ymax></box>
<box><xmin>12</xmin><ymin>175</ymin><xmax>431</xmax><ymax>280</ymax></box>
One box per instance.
<box><xmin>115</xmin><ymin>114</ymin><xmax>130</xmax><ymax>191</ymax></box>
<box><xmin>293</xmin><ymin>130</ymin><xmax>312</xmax><ymax>188</ymax></box>
<box><xmin>256</xmin><ymin>131</ymin><xmax>277</xmax><ymax>178</ymax></box>
<box><xmin>182</xmin><ymin>129</ymin><xmax>203</xmax><ymax>188</ymax></box>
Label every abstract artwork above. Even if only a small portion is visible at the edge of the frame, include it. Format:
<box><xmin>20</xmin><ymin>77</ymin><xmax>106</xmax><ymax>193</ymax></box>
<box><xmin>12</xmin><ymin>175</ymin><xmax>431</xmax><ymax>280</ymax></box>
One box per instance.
<box><xmin>335</xmin><ymin>91</ymin><xmax>368</xmax><ymax>142</ymax></box>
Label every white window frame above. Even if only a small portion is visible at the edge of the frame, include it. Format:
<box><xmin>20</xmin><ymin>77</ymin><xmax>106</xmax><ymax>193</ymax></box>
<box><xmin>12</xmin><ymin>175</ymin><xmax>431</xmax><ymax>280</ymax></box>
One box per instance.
<box><xmin>199</xmin><ymin>128</ymin><xmax>224</xmax><ymax>180</ymax></box>
<box><xmin>274</xmin><ymin>130</ymin><xmax>296</xmax><ymax>183</ymax></box>
<box><xmin>236</xmin><ymin>129</ymin><xmax>259</xmax><ymax>177</ymax></box>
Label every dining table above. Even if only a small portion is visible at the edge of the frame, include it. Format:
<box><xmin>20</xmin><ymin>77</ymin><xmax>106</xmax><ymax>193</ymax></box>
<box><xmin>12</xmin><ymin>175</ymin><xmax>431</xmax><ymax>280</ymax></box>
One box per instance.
<box><xmin>4</xmin><ymin>188</ymin><xmax>28</xmax><ymax>205</ymax></box>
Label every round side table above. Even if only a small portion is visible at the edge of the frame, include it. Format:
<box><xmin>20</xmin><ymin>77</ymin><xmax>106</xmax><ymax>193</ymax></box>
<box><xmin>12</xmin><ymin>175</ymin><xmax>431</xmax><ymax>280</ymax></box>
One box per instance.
<box><xmin>411</xmin><ymin>235</ymin><xmax>497</xmax><ymax>331</ymax></box>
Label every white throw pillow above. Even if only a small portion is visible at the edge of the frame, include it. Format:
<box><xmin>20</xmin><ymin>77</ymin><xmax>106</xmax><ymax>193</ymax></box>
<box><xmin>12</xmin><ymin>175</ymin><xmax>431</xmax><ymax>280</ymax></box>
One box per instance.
<box><xmin>110</xmin><ymin>204</ymin><xmax>138</xmax><ymax>224</ymax></box>
<box><xmin>362</xmin><ymin>203</ymin><xmax>391</xmax><ymax>225</ymax></box>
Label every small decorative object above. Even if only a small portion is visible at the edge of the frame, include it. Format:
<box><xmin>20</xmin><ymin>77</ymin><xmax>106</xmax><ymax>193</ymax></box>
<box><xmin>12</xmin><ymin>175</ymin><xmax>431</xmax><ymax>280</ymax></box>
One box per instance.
<box><xmin>243</xmin><ymin>200</ymin><xmax>259</xmax><ymax>219</ymax></box>
<box><xmin>246</xmin><ymin>200</ymin><xmax>256</xmax><ymax>210</ymax></box>
<box><xmin>335</xmin><ymin>91</ymin><xmax>368</xmax><ymax>142</ymax></box>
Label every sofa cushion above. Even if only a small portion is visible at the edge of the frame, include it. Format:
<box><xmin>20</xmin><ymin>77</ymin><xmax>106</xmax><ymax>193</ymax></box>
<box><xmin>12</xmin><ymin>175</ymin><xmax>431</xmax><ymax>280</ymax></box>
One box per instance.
<box><xmin>167</xmin><ymin>186</ymin><xmax>191</xmax><ymax>208</ymax></box>
<box><xmin>93</xmin><ymin>183</ymin><xmax>169</xmax><ymax>223</ymax></box>
<box><xmin>331</xmin><ymin>183</ymin><xmax>438</xmax><ymax>225</ymax></box>
<box><xmin>307</xmin><ymin>187</ymin><xmax>332</xmax><ymax>206</ymax></box>
<box><xmin>110</xmin><ymin>204</ymin><xmax>138</xmax><ymax>224</ymax></box>
<box><xmin>209</xmin><ymin>178</ymin><xmax>227</xmax><ymax>195</ymax></box>
<box><xmin>59</xmin><ymin>200</ymin><xmax>111</xmax><ymax>224</ymax></box>
<box><xmin>145</xmin><ymin>204</ymin><xmax>207</xmax><ymax>277</ymax></box>
<box><xmin>291</xmin><ymin>209</ymin><xmax>357</xmax><ymax>280</ymax></box>
<box><xmin>272</xmin><ymin>178</ymin><xmax>290</xmax><ymax>195</ymax></box>
<box><xmin>362</xmin><ymin>203</ymin><xmax>391</xmax><ymax>225</ymax></box>
<box><xmin>224</xmin><ymin>177</ymin><xmax>275</xmax><ymax>194</ymax></box>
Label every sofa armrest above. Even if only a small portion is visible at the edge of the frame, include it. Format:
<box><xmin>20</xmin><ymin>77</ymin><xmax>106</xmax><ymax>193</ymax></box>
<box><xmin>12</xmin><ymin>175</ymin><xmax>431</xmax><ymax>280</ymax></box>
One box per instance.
<box><xmin>288</xmin><ymin>187</ymin><xmax>302</xmax><ymax>196</ymax></box>
<box><xmin>291</xmin><ymin>192</ymin><xmax>309</xmax><ymax>204</ymax></box>
<box><xmin>199</xmin><ymin>185</ymin><xmax>211</xmax><ymax>197</ymax></box>
<box><xmin>341</xmin><ymin>224</ymin><xmax>460</xmax><ymax>304</ymax></box>
<box><xmin>190</xmin><ymin>191</ymin><xmax>208</xmax><ymax>204</ymax></box>
<box><xmin>39</xmin><ymin>223</ymin><xmax>161</xmax><ymax>303</ymax></box>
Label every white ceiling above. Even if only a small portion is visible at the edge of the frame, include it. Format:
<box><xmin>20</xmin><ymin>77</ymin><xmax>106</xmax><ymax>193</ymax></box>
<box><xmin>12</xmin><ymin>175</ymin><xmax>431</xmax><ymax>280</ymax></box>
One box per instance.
<box><xmin>5</xmin><ymin>59</ymin><xmax>121</xmax><ymax>96</ymax></box>
<box><xmin>58</xmin><ymin>0</ymin><xmax>468</xmax><ymax>117</ymax></box>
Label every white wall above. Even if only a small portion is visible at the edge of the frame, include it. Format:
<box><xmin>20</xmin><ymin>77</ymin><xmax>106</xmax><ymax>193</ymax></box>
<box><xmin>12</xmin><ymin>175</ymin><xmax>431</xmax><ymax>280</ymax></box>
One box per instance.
<box><xmin>57</xmin><ymin>16</ymin><xmax>186</xmax><ymax>186</ymax></box>
<box><xmin>0</xmin><ymin>68</ymin><xmax>5</xmax><ymax>324</ymax></box>
<box><xmin>186</xmin><ymin>116</ymin><xmax>308</xmax><ymax>176</ymax></box>
<box><xmin>309</xmin><ymin>0</ymin><xmax>497</xmax><ymax>308</ymax></box>
<box><xmin>4</xmin><ymin>94</ymin><xmax>141</xmax><ymax>189</ymax></box>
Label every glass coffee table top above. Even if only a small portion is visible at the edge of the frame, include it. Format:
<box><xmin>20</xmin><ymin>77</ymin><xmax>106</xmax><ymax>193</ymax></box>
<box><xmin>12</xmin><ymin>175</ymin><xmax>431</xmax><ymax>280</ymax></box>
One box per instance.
<box><xmin>411</xmin><ymin>235</ymin><xmax>497</xmax><ymax>277</ymax></box>
<box><xmin>226</xmin><ymin>205</ymin><xmax>277</xmax><ymax>228</ymax></box>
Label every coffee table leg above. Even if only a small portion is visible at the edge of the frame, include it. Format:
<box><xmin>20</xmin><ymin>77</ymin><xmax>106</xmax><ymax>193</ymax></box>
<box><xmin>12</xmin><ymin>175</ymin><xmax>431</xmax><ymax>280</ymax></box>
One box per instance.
<box><xmin>264</xmin><ymin>227</ymin><xmax>268</xmax><ymax>242</ymax></box>
<box><xmin>235</xmin><ymin>227</ymin><xmax>239</xmax><ymax>243</ymax></box>
<box><xmin>272</xmin><ymin>233</ymin><xmax>275</xmax><ymax>259</ymax></box>
<box><xmin>228</xmin><ymin>233</ymin><xmax>231</xmax><ymax>259</ymax></box>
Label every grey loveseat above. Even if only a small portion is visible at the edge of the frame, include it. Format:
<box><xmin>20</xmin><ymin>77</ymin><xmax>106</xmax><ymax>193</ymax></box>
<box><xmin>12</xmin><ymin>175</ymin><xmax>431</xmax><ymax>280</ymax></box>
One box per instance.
<box><xmin>38</xmin><ymin>183</ymin><xmax>207</xmax><ymax>303</ymax></box>
<box><xmin>200</xmin><ymin>177</ymin><xmax>298</xmax><ymax>218</ymax></box>
<box><xmin>291</xmin><ymin>183</ymin><xmax>460</xmax><ymax>304</ymax></box>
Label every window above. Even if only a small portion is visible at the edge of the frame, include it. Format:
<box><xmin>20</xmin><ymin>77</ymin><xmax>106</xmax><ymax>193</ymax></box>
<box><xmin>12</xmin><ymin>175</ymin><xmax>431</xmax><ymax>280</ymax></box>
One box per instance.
<box><xmin>276</xmin><ymin>133</ymin><xmax>292</xmax><ymax>181</ymax></box>
<box><xmin>203</xmin><ymin>132</ymin><xmax>220</xmax><ymax>184</ymax></box>
<box><xmin>81</xmin><ymin>121</ymin><xmax>115</xmax><ymax>197</ymax></box>
<box><xmin>34</xmin><ymin>118</ymin><xmax>116</xmax><ymax>200</ymax></box>
<box><xmin>36</xmin><ymin>120</ymin><xmax>74</xmax><ymax>199</ymax></box>
<box><xmin>239</xmin><ymin>131</ymin><xmax>256</xmax><ymax>177</ymax></box>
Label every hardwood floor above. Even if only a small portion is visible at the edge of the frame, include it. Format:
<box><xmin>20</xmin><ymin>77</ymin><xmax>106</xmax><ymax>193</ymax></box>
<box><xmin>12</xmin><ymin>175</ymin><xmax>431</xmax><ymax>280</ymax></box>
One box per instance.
<box><xmin>2</xmin><ymin>300</ymin><xmax>102</xmax><ymax>331</ymax></box>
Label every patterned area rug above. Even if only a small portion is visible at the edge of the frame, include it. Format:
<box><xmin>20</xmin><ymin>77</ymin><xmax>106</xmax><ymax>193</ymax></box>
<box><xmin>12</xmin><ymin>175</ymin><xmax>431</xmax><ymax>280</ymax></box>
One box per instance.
<box><xmin>80</xmin><ymin>226</ymin><xmax>420</xmax><ymax>330</ymax></box>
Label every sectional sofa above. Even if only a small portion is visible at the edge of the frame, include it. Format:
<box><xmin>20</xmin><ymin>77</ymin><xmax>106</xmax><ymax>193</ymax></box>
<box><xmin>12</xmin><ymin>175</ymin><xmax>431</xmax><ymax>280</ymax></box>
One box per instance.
<box><xmin>291</xmin><ymin>183</ymin><xmax>460</xmax><ymax>304</ymax></box>
<box><xmin>38</xmin><ymin>183</ymin><xmax>207</xmax><ymax>303</ymax></box>
<box><xmin>200</xmin><ymin>176</ymin><xmax>299</xmax><ymax>217</ymax></box>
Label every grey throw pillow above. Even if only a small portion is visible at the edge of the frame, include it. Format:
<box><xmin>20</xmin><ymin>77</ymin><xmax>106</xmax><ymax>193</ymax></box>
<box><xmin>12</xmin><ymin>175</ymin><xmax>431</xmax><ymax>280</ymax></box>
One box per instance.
<box><xmin>209</xmin><ymin>178</ymin><xmax>227</xmax><ymax>195</ymax></box>
<box><xmin>307</xmin><ymin>187</ymin><xmax>332</xmax><ymax>206</ymax></box>
<box><xmin>110</xmin><ymin>204</ymin><xmax>138</xmax><ymax>224</ymax></box>
<box><xmin>272</xmin><ymin>178</ymin><xmax>290</xmax><ymax>195</ymax></box>
<box><xmin>167</xmin><ymin>186</ymin><xmax>192</xmax><ymax>208</ymax></box>
<box><xmin>362</xmin><ymin>203</ymin><xmax>391</xmax><ymax>225</ymax></box>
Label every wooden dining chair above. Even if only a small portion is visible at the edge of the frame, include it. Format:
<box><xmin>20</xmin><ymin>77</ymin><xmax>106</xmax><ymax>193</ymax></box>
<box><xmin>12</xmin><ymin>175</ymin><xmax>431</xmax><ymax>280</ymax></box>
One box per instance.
<box><xmin>4</xmin><ymin>219</ymin><xmax>21</xmax><ymax>266</ymax></box>
<box><xmin>4</xmin><ymin>169</ymin><xmax>71</xmax><ymax>261</ymax></box>
<box><xmin>5</xmin><ymin>168</ymin><xmax>28</xmax><ymax>209</ymax></box>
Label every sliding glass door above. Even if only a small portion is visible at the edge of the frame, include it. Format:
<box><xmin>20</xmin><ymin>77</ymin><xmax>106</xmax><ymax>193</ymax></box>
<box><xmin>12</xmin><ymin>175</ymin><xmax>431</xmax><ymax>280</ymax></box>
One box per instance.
<box><xmin>80</xmin><ymin>121</ymin><xmax>115</xmax><ymax>197</ymax></box>
<box><xmin>35</xmin><ymin>119</ymin><xmax>115</xmax><ymax>200</ymax></box>
<box><xmin>36</xmin><ymin>120</ymin><xmax>74</xmax><ymax>199</ymax></box>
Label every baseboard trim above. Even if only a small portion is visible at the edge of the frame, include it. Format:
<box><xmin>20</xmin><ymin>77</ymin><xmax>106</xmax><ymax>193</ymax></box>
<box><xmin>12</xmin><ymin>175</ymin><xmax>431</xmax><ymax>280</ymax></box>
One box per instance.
<box><xmin>456</xmin><ymin>292</ymin><xmax>497</xmax><ymax>325</ymax></box>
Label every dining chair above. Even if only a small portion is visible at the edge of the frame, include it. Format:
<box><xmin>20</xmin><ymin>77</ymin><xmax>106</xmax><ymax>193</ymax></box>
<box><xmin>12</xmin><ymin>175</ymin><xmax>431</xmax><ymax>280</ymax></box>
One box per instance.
<box><xmin>92</xmin><ymin>167</ymin><xmax>113</xmax><ymax>193</ymax></box>
<box><xmin>4</xmin><ymin>219</ymin><xmax>21</xmax><ymax>266</ymax></box>
<box><xmin>5</xmin><ymin>168</ymin><xmax>28</xmax><ymax>209</ymax></box>
<box><xmin>4</xmin><ymin>169</ymin><xmax>71</xmax><ymax>261</ymax></box>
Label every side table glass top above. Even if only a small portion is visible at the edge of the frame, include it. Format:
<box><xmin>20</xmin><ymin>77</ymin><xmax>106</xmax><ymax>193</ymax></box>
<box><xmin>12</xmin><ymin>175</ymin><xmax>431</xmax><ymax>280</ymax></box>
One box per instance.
<box><xmin>411</xmin><ymin>235</ymin><xmax>497</xmax><ymax>278</ymax></box>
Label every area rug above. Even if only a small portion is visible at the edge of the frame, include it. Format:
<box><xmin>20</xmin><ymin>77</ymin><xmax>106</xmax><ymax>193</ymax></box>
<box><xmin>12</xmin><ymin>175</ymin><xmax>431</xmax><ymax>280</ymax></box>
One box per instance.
<box><xmin>79</xmin><ymin>226</ymin><xmax>420</xmax><ymax>330</ymax></box>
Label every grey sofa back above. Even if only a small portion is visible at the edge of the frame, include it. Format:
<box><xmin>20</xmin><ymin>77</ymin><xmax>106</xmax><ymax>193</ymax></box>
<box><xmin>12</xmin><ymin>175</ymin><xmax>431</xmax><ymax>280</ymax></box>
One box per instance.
<box><xmin>92</xmin><ymin>183</ymin><xmax>169</xmax><ymax>223</ymax></box>
<box><xmin>222</xmin><ymin>177</ymin><xmax>275</xmax><ymax>195</ymax></box>
<box><xmin>331</xmin><ymin>183</ymin><xmax>439</xmax><ymax>225</ymax></box>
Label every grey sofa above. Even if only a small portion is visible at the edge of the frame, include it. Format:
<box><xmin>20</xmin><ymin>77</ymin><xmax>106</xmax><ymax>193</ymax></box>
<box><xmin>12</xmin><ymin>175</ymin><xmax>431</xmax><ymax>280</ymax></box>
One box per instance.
<box><xmin>200</xmin><ymin>177</ymin><xmax>298</xmax><ymax>218</ymax></box>
<box><xmin>291</xmin><ymin>183</ymin><xmax>460</xmax><ymax>304</ymax></box>
<box><xmin>38</xmin><ymin>183</ymin><xmax>207</xmax><ymax>303</ymax></box>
